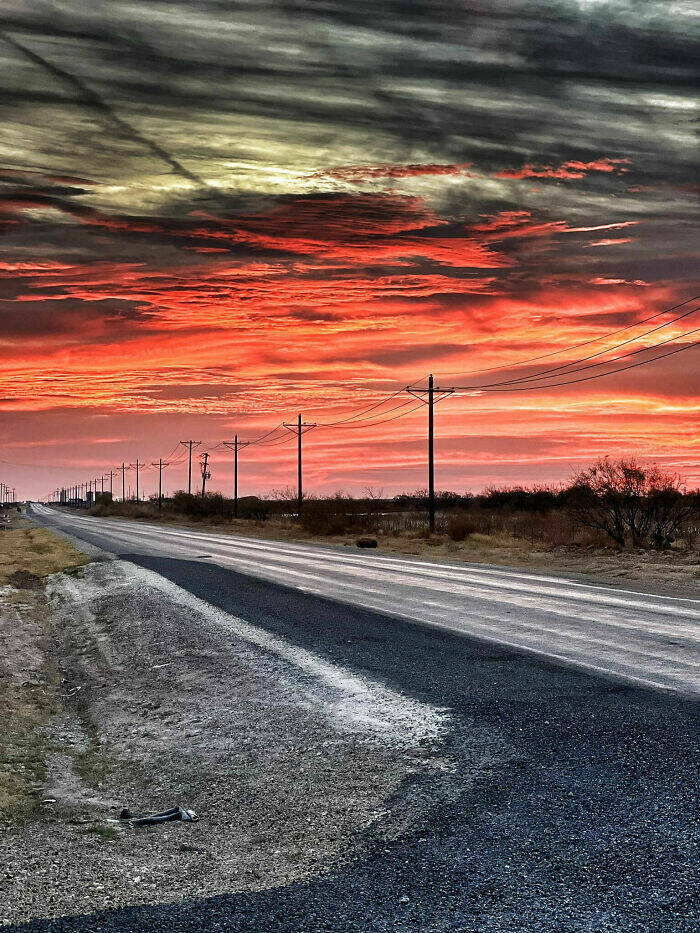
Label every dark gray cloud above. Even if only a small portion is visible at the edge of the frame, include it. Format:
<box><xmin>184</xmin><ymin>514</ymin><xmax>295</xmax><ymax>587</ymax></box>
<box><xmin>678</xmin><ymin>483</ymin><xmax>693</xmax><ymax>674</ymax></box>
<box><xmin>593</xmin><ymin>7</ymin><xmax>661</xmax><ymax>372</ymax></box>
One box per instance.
<box><xmin>1</xmin><ymin>1</ymin><xmax>697</xmax><ymax>192</ymax></box>
<box><xmin>0</xmin><ymin>0</ymin><xmax>697</xmax><ymax>386</ymax></box>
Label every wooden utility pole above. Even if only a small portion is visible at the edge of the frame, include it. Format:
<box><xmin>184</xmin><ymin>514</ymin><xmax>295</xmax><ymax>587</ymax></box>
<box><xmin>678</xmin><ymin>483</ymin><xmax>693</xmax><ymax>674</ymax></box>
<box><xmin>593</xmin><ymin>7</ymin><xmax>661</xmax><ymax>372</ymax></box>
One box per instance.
<box><xmin>200</xmin><ymin>452</ymin><xmax>210</xmax><ymax>498</ymax></box>
<box><xmin>153</xmin><ymin>459</ymin><xmax>166</xmax><ymax>510</ymax></box>
<box><xmin>428</xmin><ymin>374</ymin><xmax>434</xmax><ymax>531</ymax></box>
<box><xmin>222</xmin><ymin>435</ymin><xmax>251</xmax><ymax>517</ymax></box>
<box><xmin>133</xmin><ymin>460</ymin><xmax>140</xmax><ymax>502</ymax></box>
<box><xmin>406</xmin><ymin>374</ymin><xmax>454</xmax><ymax>534</ymax></box>
<box><xmin>282</xmin><ymin>414</ymin><xmax>317</xmax><ymax>519</ymax></box>
<box><xmin>180</xmin><ymin>440</ymin><xmax>201</xmax><ymax>495</ymax></box>
<box><xmin>122</xmin><ymin>462</ymin><xmax>126</xmax><ymax>502</ymax></box>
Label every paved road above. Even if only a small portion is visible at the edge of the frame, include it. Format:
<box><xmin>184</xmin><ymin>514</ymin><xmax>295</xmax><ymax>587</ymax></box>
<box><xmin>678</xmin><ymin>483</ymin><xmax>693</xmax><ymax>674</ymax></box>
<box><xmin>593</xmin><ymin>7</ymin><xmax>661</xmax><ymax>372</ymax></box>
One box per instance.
<box><xmin>23</xmin><ymin>504</ymin><xmax>700</xmax><ymax>932</ymax></box>
<box><xmin>31</xmin><ymin>504</ymin><xmax>700</xmax><ymax>697</ymax></box>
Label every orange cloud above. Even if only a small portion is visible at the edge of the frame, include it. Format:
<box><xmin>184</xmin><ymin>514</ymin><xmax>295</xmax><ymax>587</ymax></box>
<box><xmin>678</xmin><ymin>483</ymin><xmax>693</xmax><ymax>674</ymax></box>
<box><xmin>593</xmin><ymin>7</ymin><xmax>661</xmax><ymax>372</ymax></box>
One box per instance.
<box><xmin>498</xmin><ymin>158</ymin><xmax>630</xmax><ymax>180</ymax></box>
<box><xmin>311</xmin><ymin>163</ymin><xmax>472</xmax><ymax>181</ymax></box>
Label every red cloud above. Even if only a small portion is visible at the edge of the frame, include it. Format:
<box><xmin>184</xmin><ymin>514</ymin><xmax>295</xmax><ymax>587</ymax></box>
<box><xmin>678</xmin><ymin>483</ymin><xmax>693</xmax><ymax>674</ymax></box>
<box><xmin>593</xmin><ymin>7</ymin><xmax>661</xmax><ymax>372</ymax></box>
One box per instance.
<box><xmin>588</xmin><ymin>238</ymin><xmax>636</xmax><ymax>247</ymax></box>
<box><xmin>311</xmin><ymin>163</ymin><xmax>472</xmax><ymax>182</ymax></box>
<box><xmin>498</xmin><ymin>158</ymin><xmax>630</xmax><ymax>181</ymax></box>
<box><xmin>590</xmin><ymin>277</ymin><xmax>650</xmax><ymax>286</ymax></box>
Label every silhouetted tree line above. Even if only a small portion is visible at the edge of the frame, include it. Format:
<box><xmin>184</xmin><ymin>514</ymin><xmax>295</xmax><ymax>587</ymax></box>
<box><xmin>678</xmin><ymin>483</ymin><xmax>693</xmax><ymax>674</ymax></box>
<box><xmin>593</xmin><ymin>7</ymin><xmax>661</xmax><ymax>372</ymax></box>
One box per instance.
<box><xmin>87</xmin><ymin>458</ymin><xmax>698</xmax><ymax>550</ymax></box>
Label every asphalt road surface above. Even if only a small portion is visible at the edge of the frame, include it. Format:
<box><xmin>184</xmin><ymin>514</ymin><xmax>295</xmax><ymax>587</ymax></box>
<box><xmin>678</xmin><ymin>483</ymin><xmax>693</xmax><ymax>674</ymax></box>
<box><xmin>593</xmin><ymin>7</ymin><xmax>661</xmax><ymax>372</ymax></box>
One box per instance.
<box><xmin>24</xmin><ymin>504</ymin><xmax>700</xmax><ymax>932</ymax></box>
<box><xmin>30</xmin><ymin>504</ymin><xmax>699</xmax><ymax>697</ymax></box>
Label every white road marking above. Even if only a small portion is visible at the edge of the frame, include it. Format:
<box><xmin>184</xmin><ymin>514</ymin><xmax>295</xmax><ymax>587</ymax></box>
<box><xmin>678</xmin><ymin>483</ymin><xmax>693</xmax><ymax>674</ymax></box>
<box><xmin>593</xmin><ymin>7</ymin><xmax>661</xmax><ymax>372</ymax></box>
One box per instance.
<box><xmin>33</xmin><ymin>504</ymin><xmax>700</xmax><ymax>696</ymax></box>
<box><xmin>47</xmin><ymin>558</ymin><xmax>450</xmax><ymax>748</ymax></box>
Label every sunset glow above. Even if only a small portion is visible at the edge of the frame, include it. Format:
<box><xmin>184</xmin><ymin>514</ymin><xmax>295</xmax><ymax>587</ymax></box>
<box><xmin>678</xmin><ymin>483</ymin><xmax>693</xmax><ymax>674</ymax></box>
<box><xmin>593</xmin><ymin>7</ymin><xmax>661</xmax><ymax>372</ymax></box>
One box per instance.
<box><xmin>1</xmin><ymin>2</ymin><xmax>698</xmax><ymax>500</ymax></box>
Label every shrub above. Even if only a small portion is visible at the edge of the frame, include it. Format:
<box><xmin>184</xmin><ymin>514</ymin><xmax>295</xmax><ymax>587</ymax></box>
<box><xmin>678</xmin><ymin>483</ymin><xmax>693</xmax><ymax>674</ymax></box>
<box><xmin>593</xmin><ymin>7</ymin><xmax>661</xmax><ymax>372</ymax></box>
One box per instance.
<box><xmin>237</xmin><ymin>497</ymin><xmax>269</xmax><ymax>521</ymax></box>
<box><xmin>446</xmin><ymin>513</ymin><xmax>478</xmax><ymax>541</ymax></box>
<box><xmin>568</xmin><ymin>457</ymin><xmax>697</xmax><ymax>549</ymax></box>
<box><xmin>300</xmin><ymin>496</ymin><xmax>352</xmax><ymax>536</ymax></box>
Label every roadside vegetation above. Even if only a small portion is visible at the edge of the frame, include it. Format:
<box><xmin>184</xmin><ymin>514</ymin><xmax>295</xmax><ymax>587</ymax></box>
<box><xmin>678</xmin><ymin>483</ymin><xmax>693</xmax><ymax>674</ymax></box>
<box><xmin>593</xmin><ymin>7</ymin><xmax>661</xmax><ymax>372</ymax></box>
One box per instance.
<box><xmin>80</xmin><ymin>458</ymin><xmax>699</xmax><ymax>589</ymax></box>
<box><xmin>0</xmin><ymin>524</ymin><xmax>89</xmax><ymax>588</ymax></box>
<box><xmin>87</xmin><ymin>457</ymin><xmax>698</xmax><ymax>550</ymax></box>
<box><xmin>0</xmin><ymin>523</ymin><xmax>89</xmax><ymax>824</ymax></box>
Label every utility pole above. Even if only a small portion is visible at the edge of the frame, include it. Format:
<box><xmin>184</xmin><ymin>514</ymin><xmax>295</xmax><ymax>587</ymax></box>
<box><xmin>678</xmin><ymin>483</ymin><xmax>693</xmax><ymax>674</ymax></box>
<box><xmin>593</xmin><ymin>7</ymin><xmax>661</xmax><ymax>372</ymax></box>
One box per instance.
<box><xmin>152</xmin><ymin>459</ymin><xmax>167</xmax><ymax>511</ymax></box>
<box><xmin>406</xmin><ymin>374</ymin><xmax>454</xmax><ymax>534</ymax></box>
<box><xmin>122</xmin><ymin>462</ymin><xmax>126</xmax><ymax>502</ymax></box>
<box><xmin>282</xmin><ymin>414</ymin><xmax>317</xmax><ymax>519</ymax></box>
<box><xmin>200</xmin><ymin>452</ymin><xmax>210</xmax><ymax>498</ymax></box>
<box><xmin>133</xmin><ymin>460</ymin><xmax>140</xmax><ymax>502</ymax></box>
<box><xmin>222</xmin><ymin>435</ymin><xmax>250</xmax><ymax>518</ymax></box>
<box><xmin>180</xmin><ymin>440</ymin><xmax>201</xmax><ymax>495</ymax></box>
<box><xmin>107</xmin><ymin>470</ymin><xmax>115</xmax><ymax>498</ymax></box>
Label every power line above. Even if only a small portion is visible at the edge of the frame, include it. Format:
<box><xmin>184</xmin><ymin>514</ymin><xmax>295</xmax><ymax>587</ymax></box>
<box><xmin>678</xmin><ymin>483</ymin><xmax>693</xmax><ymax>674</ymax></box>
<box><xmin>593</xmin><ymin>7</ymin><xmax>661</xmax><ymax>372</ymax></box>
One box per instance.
<box><xmin>452</xmin><ymin>335</ymin><xmax>699</xmax><ymax>393</ymax></box>
<box><xmin>454</xmin><ymin>305</ymin><xmax>699</xmax><ymax>390</ymax></box>
<box><xmin>26</xmin><ymin>295</ymin><xmax>699</xmax><ymax>506</ymax></box>
<box><xmin>316</xmin><ymin>388</ymin><xmax>408</xmax><ymax>426</ymax></box>
<box><xmin>436</xmin><ymin>293</ymin><xmax>699</xmax><ymax>380</ymax></box>
<box><xmin>330</xmin><ymin>398</ymin><xmax>425</xmax><ymax>428</ymax></box>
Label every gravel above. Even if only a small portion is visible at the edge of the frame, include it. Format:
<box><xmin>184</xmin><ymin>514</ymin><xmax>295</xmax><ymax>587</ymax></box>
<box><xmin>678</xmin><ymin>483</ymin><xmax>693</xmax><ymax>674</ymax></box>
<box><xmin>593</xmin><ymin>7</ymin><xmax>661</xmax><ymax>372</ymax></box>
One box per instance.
<box><xmin>1</xmin><ymin>559</ymin><xmax>472</xmax><ymax>927</ymax></box>
<box><xmin>3</xmin><ymin>525</ymin><xmax>698</xmax><ymax>931</ymax></box>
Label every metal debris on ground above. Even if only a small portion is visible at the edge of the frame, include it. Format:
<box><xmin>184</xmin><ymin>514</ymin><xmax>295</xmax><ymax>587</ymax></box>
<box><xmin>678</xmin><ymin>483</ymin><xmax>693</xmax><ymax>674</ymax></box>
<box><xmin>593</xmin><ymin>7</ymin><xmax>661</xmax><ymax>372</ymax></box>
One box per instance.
<box><xmin>119</xmin><ymin>805</ymin><xmax>199</xmax><ymax>827</ymax></box>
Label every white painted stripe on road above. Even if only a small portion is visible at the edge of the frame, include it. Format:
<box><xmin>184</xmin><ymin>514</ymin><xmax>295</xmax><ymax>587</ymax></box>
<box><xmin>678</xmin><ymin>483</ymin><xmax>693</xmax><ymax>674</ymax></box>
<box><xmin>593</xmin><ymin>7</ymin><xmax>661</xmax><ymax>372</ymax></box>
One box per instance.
<box><xmin>32</xmin><ymin>505</ymin><xmax>700</xmax><ymax>696</ymax></box>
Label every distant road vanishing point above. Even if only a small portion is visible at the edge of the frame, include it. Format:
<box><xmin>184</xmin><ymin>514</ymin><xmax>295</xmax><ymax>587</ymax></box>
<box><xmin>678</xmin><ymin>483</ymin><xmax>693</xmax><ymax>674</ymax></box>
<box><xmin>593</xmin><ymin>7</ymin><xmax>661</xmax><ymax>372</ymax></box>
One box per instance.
<box><xmin>31</xmin><ymin>503</ymin><xmax>699</xmax><ymax>698</ymax></box>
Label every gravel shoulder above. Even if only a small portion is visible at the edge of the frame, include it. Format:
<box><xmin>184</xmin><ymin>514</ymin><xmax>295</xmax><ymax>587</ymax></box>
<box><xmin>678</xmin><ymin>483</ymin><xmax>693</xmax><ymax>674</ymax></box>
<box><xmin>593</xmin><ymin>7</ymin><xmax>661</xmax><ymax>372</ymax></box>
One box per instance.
<box><xmin>1</xmin><ymin>555</ymin><xmax>485</xmax><ymax>926</ymax></box>
<box><xmin>3</xmin><ymin>516</ymin><xmax>698</xmax><ymax>931</ymax></box>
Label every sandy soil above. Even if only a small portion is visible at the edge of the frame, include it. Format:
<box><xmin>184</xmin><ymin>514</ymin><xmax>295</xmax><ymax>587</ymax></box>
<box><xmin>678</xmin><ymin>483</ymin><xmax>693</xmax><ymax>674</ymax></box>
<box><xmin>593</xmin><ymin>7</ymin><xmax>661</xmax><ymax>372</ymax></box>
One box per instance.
<box><xmin>0</xmin><ymin>524</ymin><xmax>89</xmax><ymax>824</ymax></box>
<box><xmin>0</xmin><ymin>553</ymin><xmax>479</xmax><ymax>925</ymax></box>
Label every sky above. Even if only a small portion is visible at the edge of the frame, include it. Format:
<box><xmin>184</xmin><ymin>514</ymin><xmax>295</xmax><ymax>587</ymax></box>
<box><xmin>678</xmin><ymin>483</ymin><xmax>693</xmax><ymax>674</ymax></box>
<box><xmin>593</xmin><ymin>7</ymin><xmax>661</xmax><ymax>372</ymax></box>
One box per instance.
<box><xmin>1</xmin><ymin>0</ymin><xmax>698</xmax><ymax>501</ymax></box>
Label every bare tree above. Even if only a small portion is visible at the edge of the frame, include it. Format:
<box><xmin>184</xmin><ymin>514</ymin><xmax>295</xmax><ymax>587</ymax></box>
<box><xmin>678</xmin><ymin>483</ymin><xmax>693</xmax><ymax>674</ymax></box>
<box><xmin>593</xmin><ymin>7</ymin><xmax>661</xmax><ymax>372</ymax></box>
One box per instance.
<box><xmin>568</xmin><ymin>457</ymin><xmax>696</xmax><ymax>549</ymax></box>
<box><xmin>364</xmin><ymin>486</ymin><xmax>384</xmax><ymax>532</ymax></box>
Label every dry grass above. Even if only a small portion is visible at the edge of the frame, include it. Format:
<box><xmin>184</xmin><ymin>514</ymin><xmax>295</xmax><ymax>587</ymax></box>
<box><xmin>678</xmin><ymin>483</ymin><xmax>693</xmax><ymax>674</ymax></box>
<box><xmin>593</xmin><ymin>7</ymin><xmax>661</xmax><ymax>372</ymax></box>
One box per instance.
<box><xmin>0</xmin><ymin>525</ymin><xmax>88</xmax><ymax>586</ymax></box>
<box><xmin>0</xmin><ymin>525</ymin><xmax>89</xmax><ymax>823</ymax></box>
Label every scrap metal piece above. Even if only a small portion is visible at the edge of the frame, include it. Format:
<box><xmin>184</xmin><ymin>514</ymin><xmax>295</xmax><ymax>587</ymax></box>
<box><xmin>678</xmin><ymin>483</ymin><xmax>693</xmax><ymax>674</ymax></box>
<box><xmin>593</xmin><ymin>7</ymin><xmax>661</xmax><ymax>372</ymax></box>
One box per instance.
<box><xmin>122</xmin><ymin>805</ymin><xmax>199</xmax><ymax>827</ymax></box>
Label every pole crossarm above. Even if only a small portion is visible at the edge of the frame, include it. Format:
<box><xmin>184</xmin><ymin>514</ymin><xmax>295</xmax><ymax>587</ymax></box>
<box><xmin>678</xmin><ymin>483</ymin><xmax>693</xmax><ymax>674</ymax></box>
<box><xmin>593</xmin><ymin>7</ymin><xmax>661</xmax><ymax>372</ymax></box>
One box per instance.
<box><xmin>405</xmin><ymin>386</ymin><xmax>455</xmax><ymax>402</ymax></box>
<box><xmin>282</xmin><ymin>422</ymin><xmax>317</xmax><ymax>434</ymax></box>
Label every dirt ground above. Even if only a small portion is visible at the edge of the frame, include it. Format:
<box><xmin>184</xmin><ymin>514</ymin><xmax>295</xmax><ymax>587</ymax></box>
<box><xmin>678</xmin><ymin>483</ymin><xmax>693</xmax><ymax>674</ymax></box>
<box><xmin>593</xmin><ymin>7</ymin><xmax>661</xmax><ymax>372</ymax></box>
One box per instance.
<box><xmin>0</xmin><ymin>529</ymin><xmax>480</xmax><ymax>925</ymax></box>
<box><xmin>0</xmin><ymin>521</ymin><xmax>89</xmax><ymax>826</ymax></box>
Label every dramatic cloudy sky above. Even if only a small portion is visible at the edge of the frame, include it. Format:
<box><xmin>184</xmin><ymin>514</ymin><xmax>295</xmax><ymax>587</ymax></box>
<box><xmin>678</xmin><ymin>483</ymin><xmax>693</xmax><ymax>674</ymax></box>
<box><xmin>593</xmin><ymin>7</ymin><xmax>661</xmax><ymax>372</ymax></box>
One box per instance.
<box><xmin>1</xmin><ymin>1</ymin><xmax>698</xmax><ymax>499</ymax></box>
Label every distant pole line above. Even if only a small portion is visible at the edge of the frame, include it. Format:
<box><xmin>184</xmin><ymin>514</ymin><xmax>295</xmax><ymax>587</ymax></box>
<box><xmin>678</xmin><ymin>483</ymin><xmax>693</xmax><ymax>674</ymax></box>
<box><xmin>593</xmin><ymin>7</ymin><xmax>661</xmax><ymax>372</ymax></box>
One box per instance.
<box><xmin>223</xmin><ymin>435</ymin><xmax>251</xmax><ymax>518</ymax></box>
<box><xmin>181</xmin><ymin>440</ymin><xmax>201</xmax><ymax>495</ymax></box>
<box><xmin>31</xmin><ymin>302</ymin><xmax>700</xmax><ymax>520</ymax></box>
